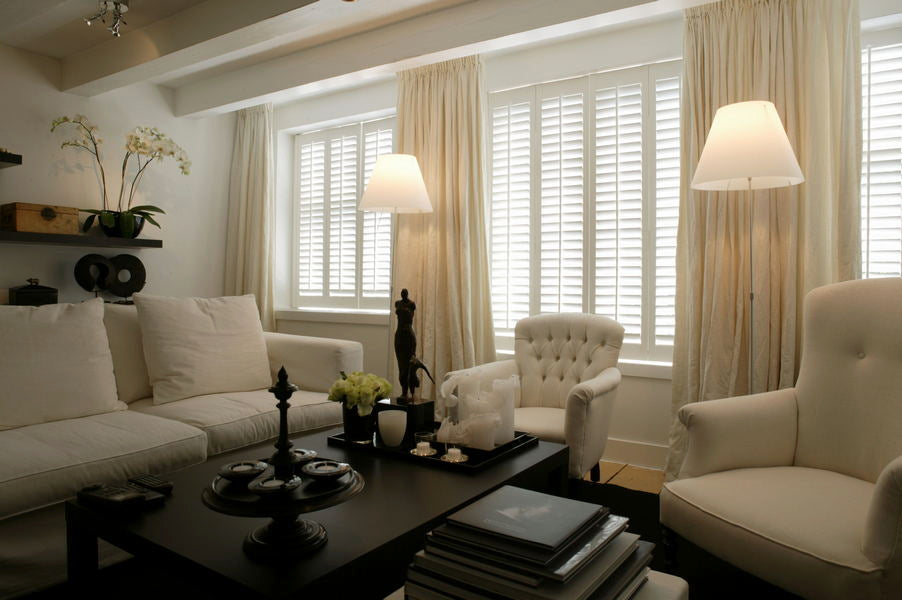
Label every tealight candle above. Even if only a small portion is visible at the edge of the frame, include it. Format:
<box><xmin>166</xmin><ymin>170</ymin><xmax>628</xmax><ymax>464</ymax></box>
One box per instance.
<box><xmin>447</xmin><ymin>447</ymin><xmax>462</xmax><ymax>460</ymax></box>
<box><xmin>232</xmin><ymin>464</ymin><xmax>253</xmax><ymax>472</ymax></box>
<box><xmin>416</xmin><ymin>441</ymin><xmax>431</xmax><ymax>455</ymax></box>
<box><xmin>261</xmin><ymin>479</ymin><xmax>284</xmax><ymax>489</ymax></box>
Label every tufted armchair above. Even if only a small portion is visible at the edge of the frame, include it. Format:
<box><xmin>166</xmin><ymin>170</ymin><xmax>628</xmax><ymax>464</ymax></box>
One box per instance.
<box><xmin>444</xmin><ymin>313</ymin><xmax>624</xmax><ymax>479</ymax></box>
<box><xmin>660</xmin><ymin>278</ymin><xmax>902</xmax><ymax>600</ymax></box>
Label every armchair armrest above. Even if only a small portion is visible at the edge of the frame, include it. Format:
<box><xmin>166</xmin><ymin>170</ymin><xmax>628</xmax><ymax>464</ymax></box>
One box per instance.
<box><xmin>263</xmin><ymin>332</ymin><xmax>363</xmax><ymax>393</ymax></box>
<box><xmin>863</xmin><ymin>455</ymin><xmax>902</xmax><ymax>584</ymax></box>
<box><xmin>442</xmin><ymin>360</ymin><xmax>518</xmax><ymax>394</ymax></box>
<box><xmin>678</xmin><ymin>387</ymin><xmax>798</xmax><ymax>479</ymax></box>
<box><xmin>564</xmin><ymin>367</ymin><xmax>622</xmax><ymax>478</ymax></box>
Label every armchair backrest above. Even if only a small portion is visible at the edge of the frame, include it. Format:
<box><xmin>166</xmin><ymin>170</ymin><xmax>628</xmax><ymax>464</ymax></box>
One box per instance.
<box><xmin>795</xmin><ymin>277</ymin><xmax>902</xmax><ymax>482</ymax></box>
<box><xmin>514</xmin><ymin>313</ymin><xmax>624</xmax><ymax>409</ymax></box>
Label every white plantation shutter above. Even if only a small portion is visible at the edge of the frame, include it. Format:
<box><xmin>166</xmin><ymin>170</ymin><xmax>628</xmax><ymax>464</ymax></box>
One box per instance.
<box><xmin>539</xmin><ymin>87</ymin><xmax>584</xmax><ymax>314</ymax></box>
<box><xmin>294</xmin><ymin>117</ymin><xmax>395</xmax><ymax>309</ymax></box>
<box><xmin>361</xmin><ymin>120</ymin><xmax>394</xmax><ymax>302</ymax></box>
<box><xmin>328</xmin><ymin>132</ymin><xmax>358</xmax><ymax>296</ymax></box>
<box><xmin>653</xmin><ymin>75</ymin><xmax>680</xmax><ymax>347</ymax></box>
<box><xmin>594</xmin><ymin>82</ymin><xmax>643</xmax><ymax>343</ymax></box>
<box><xmin>488</xmin><ymin>61</ymin><xmax>680</xmax><ymax>362</ymax></box>
<box><xmin>490</xmin><ymin>99</ymin><xmax>532</xmax><ymax>333</ymax></box>
<box><xmin>297</xmin><ymin>139</ymin><xmax>325</xmax><ymax>295</ymax></box>
<box><xmin>862</xmin><ymin>43</ymin><xmax>902</xmax><ymax>279</ymax></box>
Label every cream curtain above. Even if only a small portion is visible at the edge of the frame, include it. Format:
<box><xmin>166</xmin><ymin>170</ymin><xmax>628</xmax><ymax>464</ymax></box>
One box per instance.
<box><xmin>391</xmin><ymin>55</ymin><xmax>496</xmax><ymax>398</ymax></box>
<box><xmin>666</xmin><ymin>0</ymin><xmax>861</xmax><ymax>479</ymax></box>
<box><xmin>224</xmin><ymin>103</ymin><xmax>275</xmax><ymax>330</ymax></box>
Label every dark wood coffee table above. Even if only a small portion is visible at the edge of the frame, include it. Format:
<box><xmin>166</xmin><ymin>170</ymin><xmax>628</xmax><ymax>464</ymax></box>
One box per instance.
<box><xmin>66</xmin><ymin>427</ymin><xmax>568</xmax><ymax>599</ymax></box>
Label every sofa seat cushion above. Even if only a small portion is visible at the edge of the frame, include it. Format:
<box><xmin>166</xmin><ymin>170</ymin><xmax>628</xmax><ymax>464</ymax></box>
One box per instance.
<box><xmin>130</xmin><ymin>390</ymin><xmax>342</xmax><ymax>455</ymax></box>
<box><xmin>514</xmin><ymin>407</ymin><xmax>565</xmax><ymax>444</ymax></box>
<box><xmin>0</xmin><ymin>411</ymin><xmax>206</xmax><ymax>519</ymax></box>
<box><xmin>661</xmin><ymin>466</ymin><xmax>881</xmax><ymax>600</ymax></box>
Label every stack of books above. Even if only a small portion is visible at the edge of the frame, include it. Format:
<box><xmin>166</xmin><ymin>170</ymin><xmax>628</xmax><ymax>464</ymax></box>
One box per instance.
<box><xmin>406</xmin><ymin>486</ymin><xmax>653</xmax><ymax>600</ymax></box>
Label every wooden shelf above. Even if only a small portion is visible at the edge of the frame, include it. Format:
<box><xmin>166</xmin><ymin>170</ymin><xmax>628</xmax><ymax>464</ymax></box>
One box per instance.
<box><xmin>0</xmin><ymin>231</ymin><xmax>162</xmax><ymax>248</ymax></box>
<box><xmin>0</xmin><ymin>152</ymin><xmax>22</xmax><ymax>168</ymax></box>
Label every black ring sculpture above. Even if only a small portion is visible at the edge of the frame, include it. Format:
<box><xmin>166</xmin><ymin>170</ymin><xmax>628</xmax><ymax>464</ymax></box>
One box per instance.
<box><xmin>74</xmin><ymin>253</ymin><xmax>146</xmax><ymax>299</ymax></box>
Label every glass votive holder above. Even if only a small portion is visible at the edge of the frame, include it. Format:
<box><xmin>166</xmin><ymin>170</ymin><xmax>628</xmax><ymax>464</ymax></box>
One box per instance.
<box><xmin>411</xmin><ymin>431</ymin><xmax>437</xmax><ymax>457</ymax></box>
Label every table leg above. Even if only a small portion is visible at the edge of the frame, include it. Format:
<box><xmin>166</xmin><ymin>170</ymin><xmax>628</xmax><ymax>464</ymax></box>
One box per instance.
<box><xmin>66</xmin><ymin>503</ymin><xmax>99</xmax><ymax>588</ymax></box>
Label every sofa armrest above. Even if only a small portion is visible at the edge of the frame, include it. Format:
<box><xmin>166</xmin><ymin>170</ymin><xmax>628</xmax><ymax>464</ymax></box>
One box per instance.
<box><xmin>565</xmin><ymin>367</ymin><xmax>622</xmax><ymax>478</ymax></box>
<box><xmin>678</xmin><ymin>387</ymin><xmax>798</xmax><ymax>479</ymax></box>
<box><xmin>263</xmin><ymin>332</ymin><xmax>363</xmax><ymax>393</ymax></box>
<box><xmin>442</xmin><ymin>360</ymin><xmax>518</xmax><ymax>394</ymax></box>
<box><xmin>863</xmin><ymin>456</ymin><xmax>902</xmax><ymax>584</ymax></box>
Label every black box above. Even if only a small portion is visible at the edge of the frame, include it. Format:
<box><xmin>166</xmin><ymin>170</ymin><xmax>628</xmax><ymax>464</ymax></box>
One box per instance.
<box><xmin>9</xmin><ymin>279</ymin><xmax>58</xmax><ymax>306</ymax></box>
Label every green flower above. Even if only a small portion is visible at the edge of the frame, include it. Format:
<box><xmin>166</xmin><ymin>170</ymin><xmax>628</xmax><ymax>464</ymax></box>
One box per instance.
<box><xmin>327</xmin><ymin>371</ymin><xmax>392</xmax><ymax>416</ymax></box>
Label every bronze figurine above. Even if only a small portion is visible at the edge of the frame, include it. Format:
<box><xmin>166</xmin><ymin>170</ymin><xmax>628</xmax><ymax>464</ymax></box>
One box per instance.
<box><xmin>394</xmin><ymin>289</ymin><xmax>417</xmax><ymax>401</ymax></box>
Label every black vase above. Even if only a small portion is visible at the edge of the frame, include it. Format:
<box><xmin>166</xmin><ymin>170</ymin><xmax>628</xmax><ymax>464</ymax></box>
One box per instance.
<box><xmin>342</xmin><ymin>405</ymin><xmax>375</xmax><ymax>444</ymax></box>
<box><xmin>100</xmin><ymin>213</ymin><xmax>146</xmax><ymax>238</ymax></box>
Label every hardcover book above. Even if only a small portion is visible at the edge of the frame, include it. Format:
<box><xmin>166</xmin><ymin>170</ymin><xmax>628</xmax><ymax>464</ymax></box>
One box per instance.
<box><xmin>447</xmin><ymin>485</ymin><xmax>608</xmax><ymax>550</ymax></box>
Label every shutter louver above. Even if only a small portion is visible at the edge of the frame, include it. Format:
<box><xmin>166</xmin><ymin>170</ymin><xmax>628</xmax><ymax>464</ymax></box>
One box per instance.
<box><xmin>362</xmin><ymin>125</ymin><xmax>393</xmax><ymax>298</ymax></box>
<box><xmin>540</xmin><ymin>92</ymin><xmax>584</xmax><ymax>314</ymax></box>
<box><xmin>595</xmin><ymin>83</ymin><xmax>643</xmax><ymax>343</ymax></box>
<box><xmin>298</xmin><ymin>140</ymin><xmax>325</xmax><ymax>296</ymax></box>
<box><xmin>491</xmin><ymin>101</ymin><xmax>532</xmax><ymax>332</ymax></box>
<box><xmin>862</xmin><ymin>43</ymin><xmax>902</xmax><ymax>279</ymax></box>
<box><xmin>654</xmin><ymin>76</ymin><xmax>680</xmax><ymax>346</ymax></box>
<box><xmin>328</xmin><ymin>134</ymin><xmax>358</xmax><ymax>297</ymax></box>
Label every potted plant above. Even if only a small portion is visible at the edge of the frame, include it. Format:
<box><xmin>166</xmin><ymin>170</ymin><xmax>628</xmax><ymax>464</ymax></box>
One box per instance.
<box><xmin>51</xmin><ymin>115</ymin><xmax>190</xmax><ymax>238</ymax></box>
<box><xmin>327</xmin><ymin>371</ymin><xmax>393</xmax><ymax>444</ymax></box>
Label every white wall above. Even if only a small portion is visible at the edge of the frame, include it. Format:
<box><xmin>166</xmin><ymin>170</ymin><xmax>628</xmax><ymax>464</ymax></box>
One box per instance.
<box><xmin>272</xmin><ymin>17</ymin><xmax>682</xmax><ymax>469</ymax></box>
<box><xmin>0</xmin><ymin>44</ymin><xmax>235</xmax><ymax>302</ymax></box>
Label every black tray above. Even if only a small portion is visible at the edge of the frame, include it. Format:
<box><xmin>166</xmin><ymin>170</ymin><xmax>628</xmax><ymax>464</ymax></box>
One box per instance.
<box><xmin>326</xmin><ymin>428</ymin><xmax>539</xmax><ymax>472</ymax></box>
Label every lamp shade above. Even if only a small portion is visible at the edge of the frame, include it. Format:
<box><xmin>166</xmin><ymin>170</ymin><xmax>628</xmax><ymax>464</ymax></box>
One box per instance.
<box><xmin>691</xmin><ymin>101</ymin><xmax>804</xmax><ymax>191</ymax></box>
<box><xmin>358</xmin><ymin>154</ymin><xmax>432</xmax><ymax>213</ymax></box>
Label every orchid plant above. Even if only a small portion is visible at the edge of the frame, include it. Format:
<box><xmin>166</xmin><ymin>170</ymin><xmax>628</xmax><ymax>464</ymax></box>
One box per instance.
<box><xmin>327</xmin><ymin>371</ymin><xmax>393</xmax><ymax>417</ymax></box>
<box><xmin>51</xmin><ymin>115</ymin><xmax>191</xmax><ymax>236</ymax></box>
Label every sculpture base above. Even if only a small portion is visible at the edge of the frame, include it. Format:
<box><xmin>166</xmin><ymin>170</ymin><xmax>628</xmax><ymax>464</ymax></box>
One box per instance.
<box><xmin>243</xmin><ymin>516</ymin><xmax>327</xmax><ymax>561</ymax></box>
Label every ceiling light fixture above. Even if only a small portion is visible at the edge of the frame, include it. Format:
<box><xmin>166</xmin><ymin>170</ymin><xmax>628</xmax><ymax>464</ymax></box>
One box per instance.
<box><xmin>84</xmin><ymin>0</ymin><xmax>129</xmax><ymax>37</ymax></box>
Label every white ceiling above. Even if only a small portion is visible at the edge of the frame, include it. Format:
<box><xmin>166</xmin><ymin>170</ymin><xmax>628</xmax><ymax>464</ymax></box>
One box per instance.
<box><xmin>0</xmin><ymin>0</ymin><xmax>207</xmax><ymax>58</ymax></box>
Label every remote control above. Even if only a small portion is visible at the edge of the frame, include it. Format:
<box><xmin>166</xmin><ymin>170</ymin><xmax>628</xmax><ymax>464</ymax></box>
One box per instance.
<box><xmin>128</xmin><ymin>473</ymin><xmax>174</xmax><ymax>496</ymax></box>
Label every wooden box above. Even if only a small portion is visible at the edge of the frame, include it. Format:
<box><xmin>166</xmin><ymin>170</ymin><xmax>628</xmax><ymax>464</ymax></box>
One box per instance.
<box><xmin>0</xmin><ymin>203</ymin><xmax>79</xmax><ymax>234</ymax></box>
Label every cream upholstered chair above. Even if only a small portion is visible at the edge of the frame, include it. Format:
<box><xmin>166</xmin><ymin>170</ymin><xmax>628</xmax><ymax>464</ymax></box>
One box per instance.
<box><xmin>661</xmin><ymin>278</ymin><xmax>902</xmax><ymax>600</ymax></box>
<box><xmin>444</xmin><ymin>313</ymin><xmax>624</xmax><ymax>479</ymax></box>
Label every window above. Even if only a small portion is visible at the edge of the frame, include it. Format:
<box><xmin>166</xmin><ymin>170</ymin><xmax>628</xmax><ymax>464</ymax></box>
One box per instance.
<box><xmin>489</xmin><ymin>61</ymin><xmax>680</xmax><ymax>361</ymax></box>
<box><xmin>294</xmin><ymin>117</ymin><xmax>395</xmax><ymax>309</ymax></box>
<box><xmin>862</xmin><ymin>42</ymin><xmax>902</xmax><ymax>279</ymax></box>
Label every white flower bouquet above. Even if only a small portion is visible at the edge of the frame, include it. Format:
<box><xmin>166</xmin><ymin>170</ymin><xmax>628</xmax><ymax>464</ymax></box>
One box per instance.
<box><xmin>328</xmin><ymin>371</ymin><xmax>393</xmax><ymax>417</ymax></box>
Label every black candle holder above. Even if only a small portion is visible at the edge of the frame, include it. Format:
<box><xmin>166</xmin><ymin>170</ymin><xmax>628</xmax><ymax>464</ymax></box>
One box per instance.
<box><xmin>202</xmin><ymin>367</ymin><xmax>365</xmax><ymax>561</ymax></box>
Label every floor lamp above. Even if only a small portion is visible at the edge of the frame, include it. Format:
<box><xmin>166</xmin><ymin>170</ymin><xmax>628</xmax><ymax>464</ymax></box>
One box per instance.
<box><xmin>358</xmin><ymin>154</ymin><xmax>432</xmax><ymax>396</ymax></box>
<box><xmin>690</xmin><ymin>101</ymin><xmax>804</xmax><ymax>394</ymax></box>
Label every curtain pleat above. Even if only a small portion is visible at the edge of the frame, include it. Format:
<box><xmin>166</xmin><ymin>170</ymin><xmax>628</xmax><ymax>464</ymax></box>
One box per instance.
<box><xmin>666</xmin><ymin>0</ymin><xmax>861</xmax><ymax>479</ymax></box>
<box><xmin>224</xmin><ymin>103</ymin><xmax>275</xmax><ymax>330</ymax></box>
<box><xmin>390</xmin><ymin>56</ymin><xmax>496</xmax><ymax>398</ymax></box>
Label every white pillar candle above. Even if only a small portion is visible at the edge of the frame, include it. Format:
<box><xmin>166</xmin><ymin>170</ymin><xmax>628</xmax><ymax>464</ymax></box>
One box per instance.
<box><xmin>447</xmin><ymin>447</ymin><xmax>462</xmax><ymax>460</ymax></box>
<box><xmin>416</xmin><ymin>441</ymin><xmax>431</xmax><ymax>455</ymax></box>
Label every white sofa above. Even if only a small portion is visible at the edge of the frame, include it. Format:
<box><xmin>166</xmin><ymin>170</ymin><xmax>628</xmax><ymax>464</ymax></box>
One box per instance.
<box><xmin>0</xmin><ymin>303</ymin><xmax>362</xmax><ymax>599</ymax></box>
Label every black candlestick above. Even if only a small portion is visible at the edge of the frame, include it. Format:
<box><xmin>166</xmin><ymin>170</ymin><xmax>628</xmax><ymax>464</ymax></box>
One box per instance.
<box><xmin>269</xmin><ymin>366</ymin><xmax>299</xmax><ymax>481</ymax></box>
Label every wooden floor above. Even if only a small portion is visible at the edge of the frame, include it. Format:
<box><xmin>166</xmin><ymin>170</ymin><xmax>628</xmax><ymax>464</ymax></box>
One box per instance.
<box><xmin>586</xmin><ymin>461</ymin><xmax>666</xmax><ymax>494</ymax></box>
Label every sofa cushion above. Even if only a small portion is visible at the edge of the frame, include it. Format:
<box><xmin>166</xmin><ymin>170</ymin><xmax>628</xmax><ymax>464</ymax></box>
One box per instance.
<box><xmin>103</xmin><ymin>303</ymin><xmax>152</xmax><ymax>404</ymax></box>
<box><xmin>514</xmin><ymin>407</ymin><xmax>565</xmax><ymax>444</ymax></box>
<box><xmin>0</xmin><ymin>298</ymin><xmax>124</xmax><ymax>430</ymax></box>
<box><xmin>130</xmin><ymin>389</ymin><xmax>342</xmax><ymax>455</ymax></box>
<box><xmin>661</xmin><ymin>466</ymin><xmax>881</xmax><ymax>600</ymax></box>
<box><xmin>0</xmin><ymin>411</ymin><xmax>206</xmax><ymax>519</ymax></box>
<box><xmin>134</xmin><ymin>293</ymin><xmax>272</xmax><ymax>405</ymax></box>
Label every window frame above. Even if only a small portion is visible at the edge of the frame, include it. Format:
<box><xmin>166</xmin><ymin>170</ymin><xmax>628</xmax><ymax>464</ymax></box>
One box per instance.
<box><xmin>488</xmin><ymin>60</ymin><xmax>681</xmax><ymax>363</ymax></box>
<box><xmin>291</xmin><ymin>116</ymin><xmax>396</xmax><ymax>311</ymax></box>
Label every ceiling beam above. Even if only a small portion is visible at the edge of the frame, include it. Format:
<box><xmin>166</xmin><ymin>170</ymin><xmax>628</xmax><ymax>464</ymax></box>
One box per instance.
<box><xmin>60</xmin><ymin>0</ymin><xmax>320</xmax><ymax>95</ymax></box>
<box><xmin>173</xmin><ymin>0</ymin><xmax>655</xmax><ymax>117</ymax></box>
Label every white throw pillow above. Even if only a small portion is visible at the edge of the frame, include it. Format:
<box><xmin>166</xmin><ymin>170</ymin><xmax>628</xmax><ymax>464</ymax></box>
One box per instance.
<box><xmin>103</xmin><ymin>303</ymin><xmax>152</xmax><ymax>404</ymax></box>
<box><xmin>0</xmin><ymin>298</ymin><xmax>124</xmax><ymax>430</ymax></box>
<box><xmin>134</xmin><ymin>293</ymin><xmax>272</xmax><ymax>405</ymax></box>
